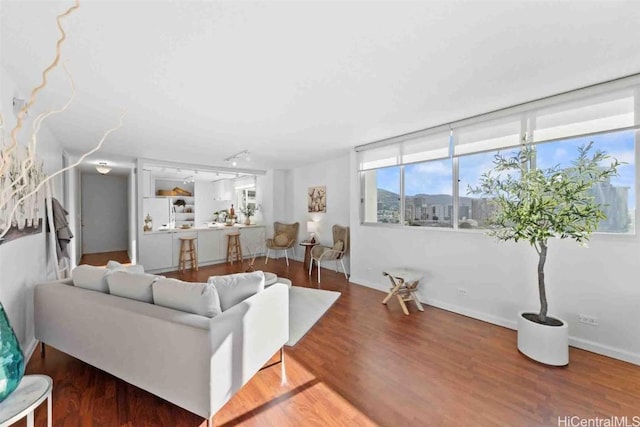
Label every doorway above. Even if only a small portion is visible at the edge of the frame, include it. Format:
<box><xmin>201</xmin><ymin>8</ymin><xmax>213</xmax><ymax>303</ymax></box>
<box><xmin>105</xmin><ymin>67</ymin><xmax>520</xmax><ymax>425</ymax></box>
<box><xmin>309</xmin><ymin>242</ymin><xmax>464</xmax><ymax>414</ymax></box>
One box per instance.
<box><xmin>80</xmin><ymin>172</ymin><xmax>129</xmax><ymax>262</ymax></box>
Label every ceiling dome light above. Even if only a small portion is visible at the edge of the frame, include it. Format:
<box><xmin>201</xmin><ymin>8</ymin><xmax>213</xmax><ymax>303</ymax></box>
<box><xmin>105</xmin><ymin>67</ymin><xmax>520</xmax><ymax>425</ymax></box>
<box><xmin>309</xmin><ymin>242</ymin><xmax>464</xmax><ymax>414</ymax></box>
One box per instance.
<box><xmin>96</xmin><ymin>162</ymin><xmax>112</xmax><ymax>175</ymax></box>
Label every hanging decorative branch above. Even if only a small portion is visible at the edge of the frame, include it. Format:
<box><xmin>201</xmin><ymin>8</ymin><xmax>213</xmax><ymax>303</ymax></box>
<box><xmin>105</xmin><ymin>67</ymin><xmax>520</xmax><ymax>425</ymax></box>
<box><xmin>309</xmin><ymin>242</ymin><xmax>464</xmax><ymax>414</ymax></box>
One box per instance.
<box><xmin>0</xmin><ymin>0</ymin><xmax>124</xmax><ymax>240</ymax></box>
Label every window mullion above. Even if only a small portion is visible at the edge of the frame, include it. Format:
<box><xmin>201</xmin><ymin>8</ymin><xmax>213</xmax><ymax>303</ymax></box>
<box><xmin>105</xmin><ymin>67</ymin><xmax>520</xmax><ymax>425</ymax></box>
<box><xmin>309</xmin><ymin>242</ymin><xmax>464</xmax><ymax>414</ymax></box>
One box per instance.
<box><xmin>452</xmin><ymin>156</ymin><xmax>459</xmax><ymax>229</ymax></box>
<box><xmin>400</xmin><ymin>165</ymin><xmax>405</xmax><ymax>226</ymax></box>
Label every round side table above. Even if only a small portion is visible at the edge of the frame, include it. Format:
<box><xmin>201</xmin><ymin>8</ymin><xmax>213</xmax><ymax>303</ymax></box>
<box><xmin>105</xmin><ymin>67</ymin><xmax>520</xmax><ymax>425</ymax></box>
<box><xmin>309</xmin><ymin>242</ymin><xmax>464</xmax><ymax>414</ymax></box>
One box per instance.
<box><xmin>299</xmin><ymin>241</ymin><xmax>318</xmax><ymax>270</ymax></box>
<box><xmin>0</xmin><ymin>375</ymin><xmax>53</xmax><ymax>427</ymax></box>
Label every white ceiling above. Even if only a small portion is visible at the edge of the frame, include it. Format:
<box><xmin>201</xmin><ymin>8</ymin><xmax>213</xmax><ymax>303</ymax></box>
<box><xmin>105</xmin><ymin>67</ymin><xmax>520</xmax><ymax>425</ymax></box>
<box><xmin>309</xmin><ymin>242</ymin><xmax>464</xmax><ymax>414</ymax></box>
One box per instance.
<box><xmin>2</xmin><ymin>0</ymin><xmax>640</xmax><ymax>171</ymax></box>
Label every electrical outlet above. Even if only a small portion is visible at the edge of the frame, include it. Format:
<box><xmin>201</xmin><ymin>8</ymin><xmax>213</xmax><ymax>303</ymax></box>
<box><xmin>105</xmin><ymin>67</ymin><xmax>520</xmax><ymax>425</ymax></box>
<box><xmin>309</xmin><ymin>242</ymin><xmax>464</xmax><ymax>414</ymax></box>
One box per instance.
<box><xmin>457</xmin><ymin>287</ymin><xmax>469</xmax><ymax>296</ymax></box>
<box><xmin>578</xmin><ymin>314</ymin><xmax>599</xmax><ymax>326</ymax></box>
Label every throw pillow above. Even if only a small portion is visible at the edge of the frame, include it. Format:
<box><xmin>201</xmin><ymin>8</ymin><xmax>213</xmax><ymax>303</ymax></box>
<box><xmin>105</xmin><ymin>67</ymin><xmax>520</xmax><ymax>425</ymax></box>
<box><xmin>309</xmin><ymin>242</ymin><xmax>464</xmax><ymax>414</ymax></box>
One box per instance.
<box><xmin>106</xmin><ymin>260</ymin><xmax>145</xmax><ymax>274</ymax></box>
<box><xmin>107</xmin><ymin>272</ymin><xmax>162</xmax><ymax>303</ymax></box>
<box><xmin>72</xmin><ymin>265</ymin><xmax>109</xmax><ymax>292</ymax></box>
<box><xmin>208</xmin><ymin>271</ymin><xmax>265</xmax><ymax>311</ymax></box>
<box><xmin>332</xmin><ymin>240</ymin><xmax>344</xmax><ymax>252</ymax></box>
<box><xmin>152</xmin><ymin>278</ymin><xmax>222</xmax><ymax>318</ymax></box>
<box><xmin>274</xmin><ymin>233</ymin><xmax>289</xmax><ymax>247</ymax></box>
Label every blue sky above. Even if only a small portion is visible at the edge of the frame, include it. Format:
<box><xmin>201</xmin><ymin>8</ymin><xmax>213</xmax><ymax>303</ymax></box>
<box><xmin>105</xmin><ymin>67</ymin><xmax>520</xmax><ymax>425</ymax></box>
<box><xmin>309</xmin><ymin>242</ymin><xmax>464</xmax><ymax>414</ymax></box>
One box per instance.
<box><xmin>375</xmin><ymin>130</ymin><xmax>635</xmax><ymax>205</ymax></box>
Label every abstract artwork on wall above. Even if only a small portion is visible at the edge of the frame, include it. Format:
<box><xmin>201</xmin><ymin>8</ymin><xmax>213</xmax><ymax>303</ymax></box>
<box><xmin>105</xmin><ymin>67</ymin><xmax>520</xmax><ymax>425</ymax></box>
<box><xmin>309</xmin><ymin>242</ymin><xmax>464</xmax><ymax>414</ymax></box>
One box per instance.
<box><xmin>0</xmin><ymin>144</ymin><xmax>45</xmax><ymax>245</ymax></box>
<box><xmin>308</xmin><ymin>186</ymin><xmax>326</xmax><ymax>213</ymax></box>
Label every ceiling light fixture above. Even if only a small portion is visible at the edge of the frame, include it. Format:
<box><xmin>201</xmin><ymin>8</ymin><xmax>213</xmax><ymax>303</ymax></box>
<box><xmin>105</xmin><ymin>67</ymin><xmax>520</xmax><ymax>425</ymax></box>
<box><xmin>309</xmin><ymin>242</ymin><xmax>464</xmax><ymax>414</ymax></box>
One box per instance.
<box><xmin>224</xmin><ymin>150</ymin><xmax>251</xmax><ymax>167</ymax></box>
<box><xmin>96</xmin><ymin>162</ymin><xmax>112</xmax><ymax>175</ymax></box>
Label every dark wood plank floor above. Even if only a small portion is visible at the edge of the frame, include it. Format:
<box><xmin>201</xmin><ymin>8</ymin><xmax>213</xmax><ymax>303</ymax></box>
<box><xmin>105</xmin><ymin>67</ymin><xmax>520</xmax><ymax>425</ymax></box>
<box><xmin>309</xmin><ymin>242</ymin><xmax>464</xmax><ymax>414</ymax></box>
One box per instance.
<box><xmin>79</xmin><ymin>250</ymin><xmax>131</xmax><ymax>266</ymax></box>
<box><xmin>21</xmin><ymin>256</ymin><xmax>640</xmax><ymax>426</ymax></box>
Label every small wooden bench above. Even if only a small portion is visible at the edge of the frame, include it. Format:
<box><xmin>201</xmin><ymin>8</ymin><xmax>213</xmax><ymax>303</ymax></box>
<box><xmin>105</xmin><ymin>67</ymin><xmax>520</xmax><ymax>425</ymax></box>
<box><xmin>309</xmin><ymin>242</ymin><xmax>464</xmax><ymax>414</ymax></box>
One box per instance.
<box><xmin>382</xmin><ymin>269</ymin><xmax>424</xmax><ymax>315</ymax></box>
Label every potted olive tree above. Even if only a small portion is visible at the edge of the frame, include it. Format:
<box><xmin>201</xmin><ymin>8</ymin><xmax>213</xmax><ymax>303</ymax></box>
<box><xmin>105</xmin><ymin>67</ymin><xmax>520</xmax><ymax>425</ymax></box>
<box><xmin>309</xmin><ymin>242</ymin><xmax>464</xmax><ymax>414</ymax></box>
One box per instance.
<box><xmin>469</xmin><ymin>141</ymin><xmax>620</xmax><ymax>366</ymax></box>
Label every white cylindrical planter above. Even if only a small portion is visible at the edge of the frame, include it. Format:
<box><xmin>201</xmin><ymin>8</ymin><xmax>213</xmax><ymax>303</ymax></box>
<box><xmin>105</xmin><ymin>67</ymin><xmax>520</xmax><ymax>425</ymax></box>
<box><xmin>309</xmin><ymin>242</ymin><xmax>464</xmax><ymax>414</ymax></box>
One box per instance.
<box><xmin>517</xmin><ymin>311</ymin><xmax>569</xmax><ymax>366</ymax></box>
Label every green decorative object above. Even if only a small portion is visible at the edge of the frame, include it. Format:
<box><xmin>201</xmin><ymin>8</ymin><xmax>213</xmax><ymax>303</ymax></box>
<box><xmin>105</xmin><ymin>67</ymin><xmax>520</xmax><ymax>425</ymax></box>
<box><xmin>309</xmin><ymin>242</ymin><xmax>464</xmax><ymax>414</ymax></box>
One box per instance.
<box><xmin>0</xmin><ymin>303</ymin><xmax>25</xmax><ymax>402</ymax></box>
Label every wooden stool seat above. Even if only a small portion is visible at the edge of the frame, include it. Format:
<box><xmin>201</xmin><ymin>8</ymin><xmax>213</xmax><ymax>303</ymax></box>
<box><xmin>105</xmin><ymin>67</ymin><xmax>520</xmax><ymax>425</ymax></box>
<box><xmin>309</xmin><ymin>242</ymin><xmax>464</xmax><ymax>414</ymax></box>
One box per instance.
<box><xmin>226</xmin><ymin>232</ymin><xmax>243</xmax><ymax>263</ymax></box>
<box><xmin>179</xmin><ymin>236</ymin><xmax>198</xmax><ymax>273</ymax></box>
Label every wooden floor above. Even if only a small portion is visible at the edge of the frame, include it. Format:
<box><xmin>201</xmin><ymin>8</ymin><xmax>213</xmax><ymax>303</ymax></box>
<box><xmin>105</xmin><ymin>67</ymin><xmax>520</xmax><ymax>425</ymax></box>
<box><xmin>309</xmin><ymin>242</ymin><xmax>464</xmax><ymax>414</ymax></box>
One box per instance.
<box><xmin>79</xmin><ymin>250</ymin><xmax>131</xmax><ymax>266</ymax></box>
<box><xmin>21</xmin><ymin>256</ymin><xmax>640</xmax><ymax>426</ymax></box>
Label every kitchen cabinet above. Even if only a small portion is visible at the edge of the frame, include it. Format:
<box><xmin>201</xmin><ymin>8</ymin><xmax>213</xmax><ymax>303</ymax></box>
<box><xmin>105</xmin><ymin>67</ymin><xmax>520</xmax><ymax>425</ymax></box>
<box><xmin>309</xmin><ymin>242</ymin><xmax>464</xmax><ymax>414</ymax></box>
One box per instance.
<box><xmin>139</xmin><ymin>226</ymin><xmax>265</xmax><ymax>273</ymax></box>
<box><xmin>198</xmin><ymin>229</ymin><xmax>222</xmax><ymax>263</ymax></box>
<box><xmin>239</xmin><ymin>226</ymin><xmax>265</xmax><ymax>259</ymax></box>
<box><xmin>212</xmin><ymin>179</ymin><xmax>234</xmax><ymax>201</ymax></box>
<box><xmin>139</xmin><ymin>233</ymin><xmax>173</xmax><ymax>271</ymax></box>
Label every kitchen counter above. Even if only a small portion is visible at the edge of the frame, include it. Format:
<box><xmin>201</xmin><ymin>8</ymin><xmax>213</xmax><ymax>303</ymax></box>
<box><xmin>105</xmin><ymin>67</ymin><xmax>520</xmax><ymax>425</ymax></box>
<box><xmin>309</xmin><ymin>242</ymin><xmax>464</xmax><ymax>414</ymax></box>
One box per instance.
<box><xmin>145</xmin><ymin>224</ymin><xmax>264</xmax><ymax>234</ymax></box>
<box><xmin>140</xmin><ymin>224</ymin><xmax>266</xmax><ymax>273</ymax></box>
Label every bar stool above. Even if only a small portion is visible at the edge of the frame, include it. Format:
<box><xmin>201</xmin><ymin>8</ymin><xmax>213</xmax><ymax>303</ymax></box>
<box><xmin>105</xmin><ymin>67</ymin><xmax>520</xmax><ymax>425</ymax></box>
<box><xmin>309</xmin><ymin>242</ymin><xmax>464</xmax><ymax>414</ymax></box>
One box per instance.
<box><xmin>226</xmin><ymin>232</ymin><xmax>243</xmax><ymax>263</ymax></box>
<box><xmin>179</xmin><ymin>236</ymin><xmax>198</xmax><ymax>272</ymax></box>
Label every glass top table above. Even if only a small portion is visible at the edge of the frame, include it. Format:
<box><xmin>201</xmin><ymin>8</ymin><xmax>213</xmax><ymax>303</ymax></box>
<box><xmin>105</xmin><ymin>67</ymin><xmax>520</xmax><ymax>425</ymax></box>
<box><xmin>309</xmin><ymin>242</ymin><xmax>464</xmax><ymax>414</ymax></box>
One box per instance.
<box><xmin>0</xmin><ymin>374</ymin><xmax>53</xmax><ymax>427</ymax></box>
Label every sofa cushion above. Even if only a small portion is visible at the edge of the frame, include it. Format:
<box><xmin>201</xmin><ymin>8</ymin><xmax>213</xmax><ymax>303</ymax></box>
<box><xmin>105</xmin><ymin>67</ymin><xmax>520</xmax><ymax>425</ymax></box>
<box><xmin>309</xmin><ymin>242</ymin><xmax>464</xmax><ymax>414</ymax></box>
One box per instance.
<box><xmin>107</xmin><ymin>271</ymin><xmax>161</xmax><ymax>303</ymax></box>
<box><xmin>152</xmin><ymin>278</ymin><xmax>222</xmax><ymax>318</ymax></box>
<box><xmin>72</xmin><ymin>262</ymin><xmax>146</xmax><ymax>293</ymax></box>
<box><xmin>273</xmin><ymin>233</ymin><xmax>289</xmax><ymax>247</ymax></box>
<box><xmin>208</xmin><ymin>271</ymin><xmax>265</xmax><ymax>311</ymax></box>
<box><xmin>72</xmin><ymin>265</ymin><xmax>110</xmax><ymax>292</ymax></box>
<box><xmin>107</xmin><ymin>260</ymin><xmax>145</xmax><ymax>274</ymax></box>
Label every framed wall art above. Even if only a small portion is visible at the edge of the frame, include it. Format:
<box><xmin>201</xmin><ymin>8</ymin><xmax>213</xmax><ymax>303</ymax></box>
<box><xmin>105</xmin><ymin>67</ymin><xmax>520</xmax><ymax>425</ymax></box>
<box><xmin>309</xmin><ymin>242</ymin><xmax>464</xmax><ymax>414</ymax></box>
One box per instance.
<box><xmin>308</xmin><ymin>186</ymin><xmax>326</xmax><ymax>213</ymax></box>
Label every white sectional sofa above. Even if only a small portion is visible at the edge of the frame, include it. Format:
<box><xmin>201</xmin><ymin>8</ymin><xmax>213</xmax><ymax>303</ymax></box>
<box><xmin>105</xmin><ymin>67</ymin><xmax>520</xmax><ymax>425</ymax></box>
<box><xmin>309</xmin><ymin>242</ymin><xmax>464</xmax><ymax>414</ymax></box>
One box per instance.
<box><xmin>34</xmin><ymin>266</ymin><xmax>289</xmax><ymax>425</ymax></box>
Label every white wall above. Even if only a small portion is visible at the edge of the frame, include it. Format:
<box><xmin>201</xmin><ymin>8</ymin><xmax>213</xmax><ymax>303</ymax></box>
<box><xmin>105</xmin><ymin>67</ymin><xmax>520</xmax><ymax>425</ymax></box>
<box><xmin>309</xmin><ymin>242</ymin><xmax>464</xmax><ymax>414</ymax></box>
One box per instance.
<box><xmin>81</xmin><ymin>173</ymin><xmax>128</xmax><ymax>254</ymax></box>
<box><xmin>128</xmin><ymin>169</ymin><xmax>137</xmax><ymax>263</ymax></box>
<box><xmin>288</xmin><ymin>155</ymin><xmax>351</xmax><ymax>268</ymax></box>
<box><xmin>346</xmin><ymin>150</ymin><xmax>640</xmax><ymax>365</ymax></box>
<box><xmin>0</xmin><ymin>65</ymin><xmax>64</xmax><ymax>356</ymax></box>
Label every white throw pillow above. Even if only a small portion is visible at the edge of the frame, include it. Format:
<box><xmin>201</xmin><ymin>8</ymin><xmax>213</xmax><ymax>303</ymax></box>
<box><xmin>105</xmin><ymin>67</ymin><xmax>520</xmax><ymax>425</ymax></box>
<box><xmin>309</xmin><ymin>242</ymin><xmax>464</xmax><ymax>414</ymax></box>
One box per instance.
<box><xmin>208</xmin><ymin>271</ymin><xmax>265</xmax><ymax>311</ymax></box>
<box><xmin>107</xmin><ymin>260</ymin><xmax>145</xmax><ymax>274</ymax></box>
<box><xmin>107</xmin><ymin>271</ymin><xmax>162</xmax><ymax>303</ymax></box>
<box><xmin>72</xmin><ymin>265</ymin><xmax>109</xmax><ymax>292</ymax></box>
<box><xmin>152</xmin><ymin>278</ymin><xmax>222</xmax><ymax>318</ymax></box>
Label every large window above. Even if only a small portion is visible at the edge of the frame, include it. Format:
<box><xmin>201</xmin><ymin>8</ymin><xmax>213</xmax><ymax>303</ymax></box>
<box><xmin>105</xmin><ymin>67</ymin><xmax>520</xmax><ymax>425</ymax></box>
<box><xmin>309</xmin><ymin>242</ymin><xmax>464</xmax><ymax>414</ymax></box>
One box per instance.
<box><xmin>357</xmin><ymin>82</ymin><xmax>638</xmax><ymax>235</ymax></box>
<box><xmin>404</xmin><ymin>159</ymin><xmax>453</xmax><ymax>228</ymax></box>
<box><xmin>536</xmin><ymin>130</ymin><xmax>635</xmax><ymax>234</ymax></box>
<box><xmin>362</xmin><ymin>166</ymin><xmax>401</xmax><ymax>224</ymax></box>
<box><xmin>458</xmin><ymin>148</ymin><xmax>522</xmax><ymax>229</ymax></box>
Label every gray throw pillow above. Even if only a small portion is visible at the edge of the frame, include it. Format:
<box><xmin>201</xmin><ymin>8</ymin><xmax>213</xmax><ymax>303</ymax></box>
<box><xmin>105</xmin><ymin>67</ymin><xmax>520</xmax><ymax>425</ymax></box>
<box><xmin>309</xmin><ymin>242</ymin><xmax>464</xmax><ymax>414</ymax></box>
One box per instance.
<box><xmin>72</xmin><ymin>265</ymin><xmax>109</xmax><ymax>292</ymax></box>
<box><xmin>107</xmin><ymin>271</ymin><xmax>162</xmax><ymax>303</ymax></box>
<box><xmin>208</xmin><ymin>271</ymin><xmax>265</xmax><ymax>311</ymax></box>
<box><xmin>107</xmin><ymin>260</ymin><xmax>145</xmax><ymax>274</ymax></box>
<box><xmin>152</xmin><ymin>278</ymin><xmax>222</xmax><ymax>318</ymax></box>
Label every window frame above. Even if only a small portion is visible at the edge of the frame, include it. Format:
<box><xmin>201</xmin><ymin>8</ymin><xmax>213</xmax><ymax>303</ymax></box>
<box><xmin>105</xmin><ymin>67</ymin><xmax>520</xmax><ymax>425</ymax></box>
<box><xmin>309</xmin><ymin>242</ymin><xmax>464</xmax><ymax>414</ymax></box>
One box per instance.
<box><xmin>356</xmin><ymin>84</ymin><xmax>640</xmax><ymax>240</ymax></box>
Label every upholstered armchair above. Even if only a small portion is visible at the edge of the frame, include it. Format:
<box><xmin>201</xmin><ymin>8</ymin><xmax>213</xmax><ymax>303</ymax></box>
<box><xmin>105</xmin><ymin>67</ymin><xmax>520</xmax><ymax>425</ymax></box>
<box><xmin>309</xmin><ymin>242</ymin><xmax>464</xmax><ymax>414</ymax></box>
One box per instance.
<box><xmin>265</xmin><ymin>222</ymin><xmax>299</xmax><ymax>266</ymax></box>
<box><xmin>308</xmin><ymin>224</ymin><xmax>349</xmax><ymax>283</ymax></box>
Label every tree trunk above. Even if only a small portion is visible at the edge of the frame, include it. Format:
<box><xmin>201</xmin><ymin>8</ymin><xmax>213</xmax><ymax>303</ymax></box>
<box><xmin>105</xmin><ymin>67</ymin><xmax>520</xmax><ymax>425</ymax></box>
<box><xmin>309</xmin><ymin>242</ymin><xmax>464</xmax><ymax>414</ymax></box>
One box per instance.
<box><xmin>538</xmin><ymin>241</ymin><xmax>548</xmax><ymax>323</ymax></box>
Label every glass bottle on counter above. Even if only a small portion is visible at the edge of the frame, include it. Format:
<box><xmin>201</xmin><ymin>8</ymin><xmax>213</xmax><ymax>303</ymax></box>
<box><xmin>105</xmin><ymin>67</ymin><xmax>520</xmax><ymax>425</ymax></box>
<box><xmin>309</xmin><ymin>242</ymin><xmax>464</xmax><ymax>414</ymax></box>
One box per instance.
<box><xmin>144</xmin><ymin>214</ymin><xmax>153</xmax><ymax>232</ymax></box>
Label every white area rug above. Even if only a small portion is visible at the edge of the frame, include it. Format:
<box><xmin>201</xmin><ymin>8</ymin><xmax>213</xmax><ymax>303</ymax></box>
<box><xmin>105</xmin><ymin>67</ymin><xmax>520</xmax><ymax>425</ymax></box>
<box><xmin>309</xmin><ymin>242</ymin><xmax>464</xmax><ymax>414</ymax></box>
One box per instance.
<box><xmin>287</xmin><ymin>286</ymin><xmax>341</xmax><ymax>346</ymax></box>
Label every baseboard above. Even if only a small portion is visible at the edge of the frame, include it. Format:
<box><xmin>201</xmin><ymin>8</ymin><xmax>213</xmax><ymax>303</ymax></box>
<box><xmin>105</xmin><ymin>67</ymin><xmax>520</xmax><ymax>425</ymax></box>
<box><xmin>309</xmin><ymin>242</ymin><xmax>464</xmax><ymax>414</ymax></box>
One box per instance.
<box><xmin>569</xmin><ymin>337</ymin><xmax>640</xmax><ymax>365</ymax></box>
<box><xmin>424</xmin><ymin>298</ymin><xmax>517</xmax><ymax>330</ymax></box>
<box><xmin>350</xmin><ymin>276</ymin><xmax>640</xmax><ymax>366</ymax></box>
<box><xmin>24</xmin><ymin>338</ymin><xmax>38</xmax><ymax>363</ymax></box>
